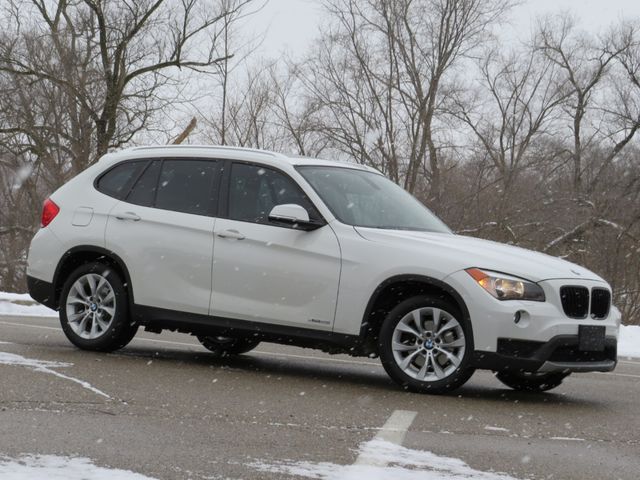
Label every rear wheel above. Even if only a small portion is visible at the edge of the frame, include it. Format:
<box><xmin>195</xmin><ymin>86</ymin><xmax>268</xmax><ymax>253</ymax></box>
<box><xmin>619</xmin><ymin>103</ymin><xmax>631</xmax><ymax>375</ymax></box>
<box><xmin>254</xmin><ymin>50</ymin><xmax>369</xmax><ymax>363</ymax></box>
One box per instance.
<box><xmin>495</xmin><ymin>370</ymin><xmax>570</xmax><ymax>392</ymax></box>
<box><xmin>197</xmin><ymin>335</ymin><xmax>260</xmax><ymax>357</ymax></box>
<box><xmin>59</xmin><ymin>262</ymin><xmax>137</xmax><ymax>352</ymax></box>
<box><xmin>378</xmin><ymin>295</ymin><xmax>475</xmax><ymax>394</ymax></box>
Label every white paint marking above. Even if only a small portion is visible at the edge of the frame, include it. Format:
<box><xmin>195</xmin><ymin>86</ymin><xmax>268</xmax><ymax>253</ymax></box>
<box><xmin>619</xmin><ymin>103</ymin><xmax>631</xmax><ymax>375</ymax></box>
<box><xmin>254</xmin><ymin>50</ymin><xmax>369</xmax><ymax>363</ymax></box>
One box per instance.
<box><xmin>549</xmin><ymin>436</ymin><xmax>585</xmax><ymax>442</ymax></box>
<box><xmin>484</xmin><ymin>426</ymin><xmax>509</xmax><ymax>432</ymax></box>
<box><xmin>618</xmin><ymin>359</ymin><xmax>640</xmax><ymax>366</ymax></box>
<box><xmin>0</xmin><ymin>320</ymin><xmax>60</xmax><ymax>331</ymax></box>
<box><xmin>355</xmin><ymin>410</ymin><xmax>417</xmax><ymax>466</ymax></box>
<box><xmin>595</xmin><ymin>371</ymin><xmax>640</xmax><ymax>379</ymax></box>
<box><xmin>0</xmin><ymin>351</ymin><xmax>111</xmax><ymax>399</ymax></box>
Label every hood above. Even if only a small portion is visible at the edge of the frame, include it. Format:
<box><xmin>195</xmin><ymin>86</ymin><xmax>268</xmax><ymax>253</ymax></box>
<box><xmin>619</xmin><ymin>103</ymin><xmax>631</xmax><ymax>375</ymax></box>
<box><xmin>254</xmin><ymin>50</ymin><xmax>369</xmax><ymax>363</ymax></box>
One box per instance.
<box><xmin>354</xmin><ymin>227</ymin><xmax>604</xmax><ymax>283</ymax></box>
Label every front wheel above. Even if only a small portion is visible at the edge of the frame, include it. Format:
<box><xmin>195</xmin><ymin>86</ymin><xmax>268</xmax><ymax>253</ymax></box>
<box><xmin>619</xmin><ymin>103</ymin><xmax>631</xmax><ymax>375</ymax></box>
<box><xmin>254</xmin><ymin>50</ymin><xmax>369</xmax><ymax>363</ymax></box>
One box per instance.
<box><xmin>197</xmin><ymin>335</ymin><xmax>260</xmax><ymax>357</ymax></box>
<box><xmin>495</xmin><ymin>371</ymin><xmax>570</xmax><ymax>392</ymax></box>
<box><xmin>59</xmin><ymin>262</ymin><xmax>137</xmax><ymax>352</ymax></box>
<box><xmin>378</xmin><ymin>295</ymin><xmax>475</xmax><ymax>394</ymax></box>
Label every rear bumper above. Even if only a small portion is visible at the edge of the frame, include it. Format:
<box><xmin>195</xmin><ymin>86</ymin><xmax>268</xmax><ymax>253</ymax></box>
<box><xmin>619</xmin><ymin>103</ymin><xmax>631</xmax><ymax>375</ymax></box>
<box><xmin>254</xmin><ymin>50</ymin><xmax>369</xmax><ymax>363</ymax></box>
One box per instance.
<box><xmin>27</xmin><ymin>275</ymin><xmax>57</xmax><ymax>310</ymax></box>
<box><xmin>472</xmin><ymin>334</ymin><xmax>617</xmax><ymax>373</ymax></box>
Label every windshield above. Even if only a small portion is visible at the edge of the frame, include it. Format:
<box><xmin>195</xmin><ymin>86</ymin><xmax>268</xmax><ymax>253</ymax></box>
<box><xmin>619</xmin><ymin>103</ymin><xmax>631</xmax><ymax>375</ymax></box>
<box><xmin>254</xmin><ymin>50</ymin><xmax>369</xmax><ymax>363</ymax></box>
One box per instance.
<box><xmin>297</xmin><ymin>166</ymin><xmax>451</xmax><ymax>233</ymax></box>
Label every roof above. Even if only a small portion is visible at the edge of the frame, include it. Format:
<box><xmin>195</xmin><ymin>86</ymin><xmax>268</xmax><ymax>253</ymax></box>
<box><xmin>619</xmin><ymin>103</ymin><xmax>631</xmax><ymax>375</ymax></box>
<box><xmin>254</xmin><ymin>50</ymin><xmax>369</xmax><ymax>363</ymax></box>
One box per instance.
<box><xmin>103</xmin><ymin>145</ymin><xmax>379</xmax><ymax>173</ymax></box>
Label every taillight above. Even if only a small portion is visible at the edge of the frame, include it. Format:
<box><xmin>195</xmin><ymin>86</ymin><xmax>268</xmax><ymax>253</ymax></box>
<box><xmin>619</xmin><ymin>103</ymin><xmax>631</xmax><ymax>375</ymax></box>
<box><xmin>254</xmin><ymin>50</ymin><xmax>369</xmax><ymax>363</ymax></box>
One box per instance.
<box><xmin>41</xmin><ymin>198</ymin><xmax>60</xmax><ymax>227</ymax></box>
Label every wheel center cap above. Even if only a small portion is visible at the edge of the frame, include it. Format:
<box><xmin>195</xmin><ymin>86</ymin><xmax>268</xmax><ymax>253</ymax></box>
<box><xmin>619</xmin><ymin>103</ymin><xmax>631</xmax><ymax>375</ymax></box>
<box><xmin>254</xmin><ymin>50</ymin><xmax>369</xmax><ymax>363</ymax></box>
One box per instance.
<box><xmin>425</xmin><ymin>339</ymin><xmax>434</xmax><ymax>350</ymax></box>
<box><xmin>90</xmin><ymin>303</ymin><xmax>98</xmax><ymax>312</ymax></box>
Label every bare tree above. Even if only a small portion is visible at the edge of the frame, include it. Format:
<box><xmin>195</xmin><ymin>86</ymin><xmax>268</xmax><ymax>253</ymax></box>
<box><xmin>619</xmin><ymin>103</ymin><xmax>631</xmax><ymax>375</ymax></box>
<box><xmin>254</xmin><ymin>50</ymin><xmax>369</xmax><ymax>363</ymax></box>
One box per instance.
<box><xmin>455</xmin><ymin>47</ymin><xmax>567</xmax><ymax>194</ymax></box>
<box><xmin>300</xmin><ymin>0</ymin><xmax>513</xmax><ymax>201</ymax></box>
<box><xmin>0</xmin><ymin>0</ymin><xmax>254</xmax><ymax>167</ymax></box>
<box><xmin>0</xmin><ymin>0</ymin><xmax>254</xmax><ymax>291</ymax></box>
<box><xmin>537</xmin><ymin>14</ymin><xmax>639</xmax><ymax>199</ymax></box>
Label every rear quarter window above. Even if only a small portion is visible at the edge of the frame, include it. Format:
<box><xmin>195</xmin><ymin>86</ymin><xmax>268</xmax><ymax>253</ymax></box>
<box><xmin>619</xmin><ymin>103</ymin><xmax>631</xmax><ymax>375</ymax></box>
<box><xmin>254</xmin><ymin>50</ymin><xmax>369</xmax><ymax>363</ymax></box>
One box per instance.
<box><xmin>126</xmin><ymin>160</ymin><xmax>161</xmax><ymax>207</ymax></box>
<box><xmin>96</xmin><ymin>161</ymin><xmax>146</xmax><ymax>200</ymax></box>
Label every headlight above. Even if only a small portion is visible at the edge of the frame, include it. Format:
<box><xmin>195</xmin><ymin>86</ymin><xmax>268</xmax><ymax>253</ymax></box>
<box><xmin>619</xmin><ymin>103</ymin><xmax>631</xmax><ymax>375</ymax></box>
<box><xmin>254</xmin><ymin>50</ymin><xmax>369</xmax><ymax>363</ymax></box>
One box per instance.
<box><xmin>466</xmin><ymin>268</ymin><xmax>545</xmax><ymax>302</ymax></box>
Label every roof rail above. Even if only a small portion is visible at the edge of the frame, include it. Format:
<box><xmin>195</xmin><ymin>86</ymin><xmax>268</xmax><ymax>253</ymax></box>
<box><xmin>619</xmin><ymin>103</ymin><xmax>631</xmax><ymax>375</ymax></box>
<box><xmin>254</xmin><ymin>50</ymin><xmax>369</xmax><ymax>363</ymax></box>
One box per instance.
<box><xmin>127</xmin><ymin>145</ymin><xmax>280</xmax><ymax>158</ymax></box>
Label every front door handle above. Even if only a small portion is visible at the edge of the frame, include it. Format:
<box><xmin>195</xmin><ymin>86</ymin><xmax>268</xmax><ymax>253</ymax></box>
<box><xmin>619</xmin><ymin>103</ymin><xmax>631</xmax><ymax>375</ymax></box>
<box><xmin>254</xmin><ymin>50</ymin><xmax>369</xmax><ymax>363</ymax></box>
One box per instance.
<box><xmin>216</xmin><ymin>229</ymin><xmax>245</xmax><ymax>240</ymax></box>
<box><xmin>115</xmin><ymin>211</ymin><xmax>141</xmax><ymax>222</ymax></box>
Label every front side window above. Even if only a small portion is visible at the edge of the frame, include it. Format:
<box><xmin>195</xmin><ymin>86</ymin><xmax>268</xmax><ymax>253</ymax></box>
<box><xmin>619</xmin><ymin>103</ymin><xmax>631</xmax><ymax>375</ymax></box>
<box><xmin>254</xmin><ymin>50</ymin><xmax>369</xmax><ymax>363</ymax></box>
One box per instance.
<box><xmin>155</xmin><ymin>160</ymin><xmax>219</xmax><ymax>216</ymax></box>
<box><xmin>228</xmin><ymin>163</ymin><xmax>319</xmax><ymax>225</ymax></box>
<box><xmin>297</xmin><ymin>166</ymin><xmax>451</xmax><ymax>232</ymax></box>
<box><xmin>96</xmin><ymin>161</ymin><xmax>146</xmax><ymax>200</ymax></box>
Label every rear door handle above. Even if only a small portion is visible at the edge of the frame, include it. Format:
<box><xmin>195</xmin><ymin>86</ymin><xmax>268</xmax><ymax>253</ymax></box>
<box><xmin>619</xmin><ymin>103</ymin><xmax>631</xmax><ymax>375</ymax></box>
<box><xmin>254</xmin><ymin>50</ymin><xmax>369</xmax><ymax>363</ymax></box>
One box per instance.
<box><xmin>216</xmin><ymin>229</ymin><xmax>245</xmax><ymax>240</ymax></box>
<box><xmin>115</xmin><ymin>211</ymin><xmax>141</xmax><ymax>222</ymax></box>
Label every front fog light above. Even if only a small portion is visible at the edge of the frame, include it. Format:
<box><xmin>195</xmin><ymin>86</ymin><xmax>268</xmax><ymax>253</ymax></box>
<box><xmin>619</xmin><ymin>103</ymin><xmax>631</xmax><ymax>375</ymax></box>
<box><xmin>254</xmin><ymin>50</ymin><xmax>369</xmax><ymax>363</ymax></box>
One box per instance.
<box><xmin>467</xmin><ymin>268</ymin><xmax>545</xmax><ymax>302</ymax></box>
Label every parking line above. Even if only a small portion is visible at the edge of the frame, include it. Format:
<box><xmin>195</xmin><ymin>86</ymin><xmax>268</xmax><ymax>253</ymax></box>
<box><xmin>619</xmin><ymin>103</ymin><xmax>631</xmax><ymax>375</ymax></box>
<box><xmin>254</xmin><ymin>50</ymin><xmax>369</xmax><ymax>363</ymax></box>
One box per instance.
<box><xmin>595</xmin><ymin>371</ymin><xmax>640</xmax><ymax>379</ymax></box>
<box><xmin>354</xmin><ymin>410</ymin><xmax>417</xmax><ymax>466</ymax></box>
<box><xmin>0</xmin><ymin>320</ymin><xmax>60</xmax><ymax>331</ymax></box>
<box><xmin>618</xmin><ymin>359</ymin><xmax>640</xmax><ymax>366</ymax></box>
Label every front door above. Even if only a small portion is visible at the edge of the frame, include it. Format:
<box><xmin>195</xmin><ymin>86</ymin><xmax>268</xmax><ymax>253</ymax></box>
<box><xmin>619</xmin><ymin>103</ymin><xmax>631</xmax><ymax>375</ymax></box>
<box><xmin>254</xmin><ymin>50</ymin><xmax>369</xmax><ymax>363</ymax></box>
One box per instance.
<box><xmin>210</xmin><ymin>162</ymin><xmax>341</xmax><ymax>330</ymax></box>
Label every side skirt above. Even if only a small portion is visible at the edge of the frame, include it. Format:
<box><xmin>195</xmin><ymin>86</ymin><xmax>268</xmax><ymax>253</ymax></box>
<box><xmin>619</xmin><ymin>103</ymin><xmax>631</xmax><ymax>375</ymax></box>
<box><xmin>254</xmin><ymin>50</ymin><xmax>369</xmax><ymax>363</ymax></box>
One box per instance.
<box><xmin>132</xmin><ymin>304</ymin><xmax>362</xmax><ymax>354</ymax></box>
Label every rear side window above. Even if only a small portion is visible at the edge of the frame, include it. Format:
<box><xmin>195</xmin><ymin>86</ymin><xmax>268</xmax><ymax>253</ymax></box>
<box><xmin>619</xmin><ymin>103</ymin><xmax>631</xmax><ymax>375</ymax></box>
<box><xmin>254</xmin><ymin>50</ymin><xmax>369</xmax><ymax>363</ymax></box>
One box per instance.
<box><xmin>155</xmin><ymin>160</ymin><xmax>219</xmax><ymax>216</ymax></box>
<box><xmin>126</xmin><ymin>160</ymin><xmax>161</xmax><ymax>207</ymax></box>
<box><xmin>228</xmin><ymin>163</ymin><xmax>319</xmax><ymax>224</ymax></box>
<box><xmin>96</xmin><ymin>161</ymin><xmax>145</xmax><ymax>199</ymax></box>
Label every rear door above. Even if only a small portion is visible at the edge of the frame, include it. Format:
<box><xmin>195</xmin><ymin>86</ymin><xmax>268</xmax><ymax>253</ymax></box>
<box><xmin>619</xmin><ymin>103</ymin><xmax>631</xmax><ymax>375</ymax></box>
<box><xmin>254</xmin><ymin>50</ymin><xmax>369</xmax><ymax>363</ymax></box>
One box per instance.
<box><xmin>105</xmin><ymin>158</ymin><xmax>222</xmax><ymax>315</ymax></box>
<box><xmin>210</xmin><ymin>161</ymin><xmax>341</xmax><ymax>330</ymax></box>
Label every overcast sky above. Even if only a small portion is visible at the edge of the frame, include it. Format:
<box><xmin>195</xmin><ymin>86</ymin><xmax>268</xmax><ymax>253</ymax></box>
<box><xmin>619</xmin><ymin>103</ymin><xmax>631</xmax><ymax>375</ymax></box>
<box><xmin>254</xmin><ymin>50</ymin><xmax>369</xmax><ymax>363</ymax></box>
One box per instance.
<box><xmin>244</xmin><ymin>0</ymin><xmax>640</xmax><ymax>58</ymax></box>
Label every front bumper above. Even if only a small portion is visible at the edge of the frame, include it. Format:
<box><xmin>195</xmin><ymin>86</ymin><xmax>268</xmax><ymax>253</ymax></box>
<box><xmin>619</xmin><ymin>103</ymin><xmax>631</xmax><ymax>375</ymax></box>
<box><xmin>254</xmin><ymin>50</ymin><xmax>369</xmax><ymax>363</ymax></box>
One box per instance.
<box><xmin>472</xmin><ymin>335</ymin><xmax>617</xmax><ymax>373</ymax></box>
<box><xmin>443</xmin><ymin>270</ymin><xmax>620</xmax><ymax>373</ymax></box>
<box><xmin>444</xmin><ymin>271</ymin><xmax>621</xmax><ymax>349</ymax></box>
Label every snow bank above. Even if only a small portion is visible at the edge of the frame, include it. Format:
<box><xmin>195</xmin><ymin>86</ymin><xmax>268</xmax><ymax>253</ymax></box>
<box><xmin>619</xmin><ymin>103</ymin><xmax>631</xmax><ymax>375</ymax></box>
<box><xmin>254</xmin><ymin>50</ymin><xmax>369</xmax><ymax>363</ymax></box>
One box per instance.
<box><xmin>251</xmin><ymin>438</ymin><xmax>519</xmax><ymax>480</ymax></box>
<box><xmin>0</xmin><ymin>454</ymin><xmax>157</xmax><ymax>479</ymax></box>
<box><xmin>0</xmin><ymin>292</ymin><xmax>56</xmax><ymax>317</ymax></box>
<box><xmin>618</xmin><ymin>325</ymin><xmax>640</xmax><ymax>358</ymax></box>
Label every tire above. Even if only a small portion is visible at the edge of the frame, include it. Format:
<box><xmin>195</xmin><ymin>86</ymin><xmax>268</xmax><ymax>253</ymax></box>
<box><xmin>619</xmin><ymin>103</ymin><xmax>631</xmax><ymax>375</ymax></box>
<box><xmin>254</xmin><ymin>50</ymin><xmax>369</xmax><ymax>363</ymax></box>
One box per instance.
<box><xmin>197</xmin><ymin>335</ymin><xmax>260</xmax><ymax>357</ymax></box>
<box><xmin>59</xmin><ymin>262</ymin><xmax>138</xmax><ymax>352</ymax></box>
<box><xmin>378</xmin><ymin>295</ymin><xmax>475</xmax><ymax>394</ymax></box>
<box><xmin>495</xmin><ymin>371</ymin><xmax>570</xmax><ymax>392</ymax></box>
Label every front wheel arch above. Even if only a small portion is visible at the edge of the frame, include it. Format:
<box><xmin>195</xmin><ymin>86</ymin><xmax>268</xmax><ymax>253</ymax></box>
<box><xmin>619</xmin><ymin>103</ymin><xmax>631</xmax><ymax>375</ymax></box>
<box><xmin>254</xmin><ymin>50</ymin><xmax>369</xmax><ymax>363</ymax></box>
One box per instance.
<box><xmin>359</xmin><ymin>275</ymin><xmax>474</xmax><ymax>352</ymax></box>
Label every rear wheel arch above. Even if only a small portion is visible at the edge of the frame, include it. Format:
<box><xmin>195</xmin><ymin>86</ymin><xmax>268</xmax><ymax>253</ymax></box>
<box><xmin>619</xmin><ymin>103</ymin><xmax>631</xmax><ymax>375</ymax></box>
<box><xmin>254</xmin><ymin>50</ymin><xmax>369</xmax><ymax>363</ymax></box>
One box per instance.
<box><xmin>53</xmin><ymin>246</ymin><xmax>134</xmax><ymax>309</ymax></box>
<box><xmin>360</xmin><ymin>275</ymin><xmax>473</xmax><ymax>350</ymax></box>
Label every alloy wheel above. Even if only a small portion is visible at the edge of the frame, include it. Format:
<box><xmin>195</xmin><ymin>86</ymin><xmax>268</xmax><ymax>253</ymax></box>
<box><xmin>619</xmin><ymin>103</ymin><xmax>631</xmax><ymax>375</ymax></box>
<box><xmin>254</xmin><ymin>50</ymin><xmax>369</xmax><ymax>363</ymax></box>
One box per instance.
<box><xmin>65</xmin><ymin>273</ymin><xmax>116</xmax><ymax>340</ymax></box>
<box><xmin>391</xmin><ymin>306</ymin><xmax>466</xmax><ymax>381</ymax></box>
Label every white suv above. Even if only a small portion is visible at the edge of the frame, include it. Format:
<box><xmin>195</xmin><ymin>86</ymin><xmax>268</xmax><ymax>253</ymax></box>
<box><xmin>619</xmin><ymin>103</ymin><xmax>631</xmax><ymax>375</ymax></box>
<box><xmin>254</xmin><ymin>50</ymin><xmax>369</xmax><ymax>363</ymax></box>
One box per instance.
<box><xmin>27</xmin><ymin>146</ymin><xmax>621</xmax><ymax>393</ymax></box>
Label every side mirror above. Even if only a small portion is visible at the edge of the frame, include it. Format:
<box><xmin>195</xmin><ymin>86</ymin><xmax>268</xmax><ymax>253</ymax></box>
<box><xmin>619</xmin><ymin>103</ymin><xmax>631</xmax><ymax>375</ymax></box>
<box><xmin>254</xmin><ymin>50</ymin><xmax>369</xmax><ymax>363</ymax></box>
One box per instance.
<box><xmin>268</xmin><ymin>204</ymin><xmax>324</xmax><ymax>231</ymax></box>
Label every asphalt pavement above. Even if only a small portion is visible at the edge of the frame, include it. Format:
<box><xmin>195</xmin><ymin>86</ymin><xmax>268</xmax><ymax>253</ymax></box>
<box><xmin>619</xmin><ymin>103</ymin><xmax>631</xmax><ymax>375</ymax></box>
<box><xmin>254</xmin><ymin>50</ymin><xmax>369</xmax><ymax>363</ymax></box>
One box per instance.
<box><xmin>1</xmin><ymin>314</ymin><xmax>639</xmax><ymax>479</ymax></box>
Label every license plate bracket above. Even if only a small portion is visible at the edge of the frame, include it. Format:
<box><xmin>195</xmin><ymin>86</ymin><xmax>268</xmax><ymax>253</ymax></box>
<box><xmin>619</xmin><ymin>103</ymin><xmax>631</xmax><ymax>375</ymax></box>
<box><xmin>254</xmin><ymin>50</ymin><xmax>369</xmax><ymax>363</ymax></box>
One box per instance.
<box><xmin>578</xmin><ymin>325</ymin><xmax>606</xmax><ymax>352</ymax></box>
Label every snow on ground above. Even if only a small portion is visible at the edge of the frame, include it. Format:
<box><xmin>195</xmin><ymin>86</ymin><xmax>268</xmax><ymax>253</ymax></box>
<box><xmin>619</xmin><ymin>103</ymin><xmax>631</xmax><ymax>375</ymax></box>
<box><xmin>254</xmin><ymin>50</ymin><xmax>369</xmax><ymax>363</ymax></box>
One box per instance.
<box><xmin>0</xmin><ymin>292</ymin><xmax>56</xmax><ymax>317</ymax></box>
<box><xmin>0</xmin><ymin>351</ymin><xmax>111</xmax><ymax>399</ymax></box>
<box><xmin>618</xmin><ymin>324</ymin><xmax>640</xmax><ymax>358</ymax></box>
<box><xmin>0</xmin><ymin>454</ymin><xmax>157</xmax><ymax>479</ymax></box>
<box><xmin>250</xmin><ymin>438</ymin><xmax>520</xmax><ymax>480</ymax></box>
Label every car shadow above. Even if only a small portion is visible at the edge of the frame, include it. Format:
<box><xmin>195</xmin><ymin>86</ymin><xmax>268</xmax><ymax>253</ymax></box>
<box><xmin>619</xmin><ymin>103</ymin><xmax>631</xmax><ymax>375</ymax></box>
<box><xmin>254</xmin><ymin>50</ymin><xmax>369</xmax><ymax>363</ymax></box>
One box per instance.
<box><xmin>113</xmin><ymin>344</ymin><xmax>399</xmax><ymax>391</ymax></box>
<box><xmin>106</xmin><ymin>344</ymin><xmax>607</xmax><ymax>408</ymax></box>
